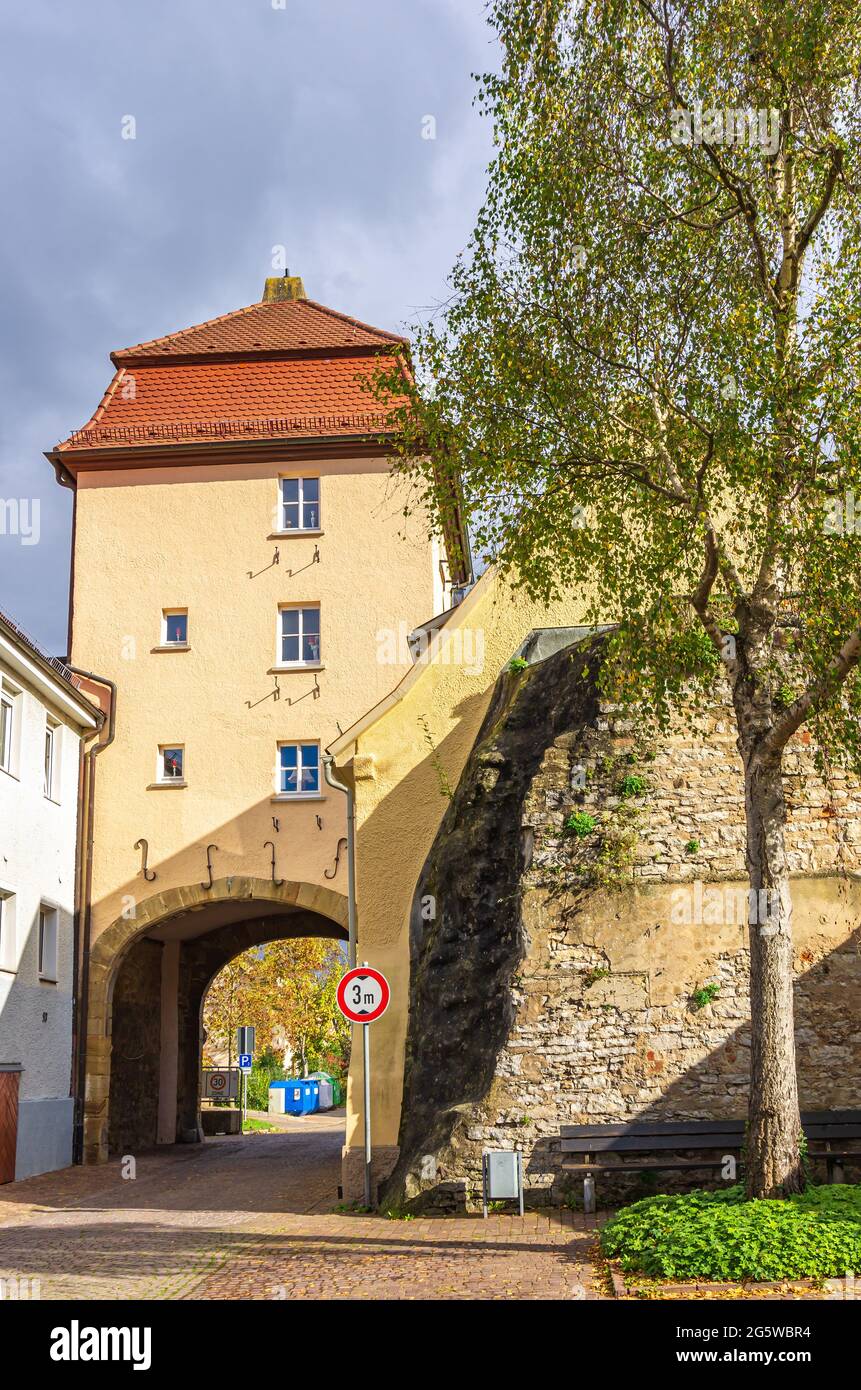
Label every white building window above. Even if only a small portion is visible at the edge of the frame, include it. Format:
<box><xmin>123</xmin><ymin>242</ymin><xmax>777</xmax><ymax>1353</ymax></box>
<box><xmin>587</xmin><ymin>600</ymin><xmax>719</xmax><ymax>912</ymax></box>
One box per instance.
<box><xmin>280</xmin><ymin>477</ymin><xmax>320</xmax><ymax>532</ymax></box>
<box><xmin>277</xmin><ymin>742</ymin><xmax>320</xmax><ymax>796</ymax></box>
<box><xmin>158</xmin><ymin>746</ymin><xmax>185</xmax><ymax>783</ymax></box>
<box><xmin>0</xmin><ymin>681</ymin><xmax>19</xmax><ymax>774</ymax></box>
<box><xmin>0</xmin><ymin>889</ymin><xmax>15</xmax><ymax>974</ymax></box>
<box><xmin>279</xmin><ymin>607</ymin><xmax>321</xmax><ymax>665</ymax></box>
<box><xmin>44</xmin><ymin>716</ymin><xmax>60</xmax><ymax>799</ymax></box>
<box><xmin>161</xmin><ymin>610</ymin><xmax>188</xmax><ymax>646</ymax></box>
<box><xmin>38</xmin><ymin>905</ymin><xmax>59</xmax><ymax>983</ymax></box>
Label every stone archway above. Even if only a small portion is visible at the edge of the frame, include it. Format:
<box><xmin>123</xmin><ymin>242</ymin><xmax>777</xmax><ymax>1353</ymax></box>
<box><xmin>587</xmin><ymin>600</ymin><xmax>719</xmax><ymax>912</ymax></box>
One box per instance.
<box><xmin>84</xmin><ymin>877</ymin><xmax>348</xmax><ymax>1164</ymax></box>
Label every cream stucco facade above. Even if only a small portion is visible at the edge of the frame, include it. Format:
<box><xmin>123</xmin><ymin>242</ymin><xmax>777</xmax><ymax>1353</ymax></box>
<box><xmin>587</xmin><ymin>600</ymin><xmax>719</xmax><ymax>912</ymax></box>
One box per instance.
<box><xmin>65</xmin><ymin>447</ymin><xmax>452</xmax><ymax>1165</ymax></box>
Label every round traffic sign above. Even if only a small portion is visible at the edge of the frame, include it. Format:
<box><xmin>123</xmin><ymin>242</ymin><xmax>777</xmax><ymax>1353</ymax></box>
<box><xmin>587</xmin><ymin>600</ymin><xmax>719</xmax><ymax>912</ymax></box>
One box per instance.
<box><xmin>336</xmin><ymin>967</ymin><xmax>390</xmax><ymax>1024</ymax></box>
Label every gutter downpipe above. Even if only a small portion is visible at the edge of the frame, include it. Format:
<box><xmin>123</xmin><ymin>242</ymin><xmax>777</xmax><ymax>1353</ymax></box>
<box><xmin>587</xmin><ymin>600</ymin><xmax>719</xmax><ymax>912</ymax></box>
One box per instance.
<box><xmin>322</xmin><ymin>755</ymin><xmax>357</xmax><ymax>969</ymax></box>
<box><xmin>67</xmin><ymin>665</ymin><xmax>117</xmax><ymax>1166</ymax></box>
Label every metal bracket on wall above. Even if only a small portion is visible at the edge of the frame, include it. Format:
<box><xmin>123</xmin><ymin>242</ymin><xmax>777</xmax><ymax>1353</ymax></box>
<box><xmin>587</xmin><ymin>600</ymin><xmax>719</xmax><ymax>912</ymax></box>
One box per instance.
<box><xmin>263</xmin><ymin>840</ymin><xmax>284</xmax><ymax>887</ymax></box>
<box><xmin>201</xmin><ymin>843</ymin><xmax>218</xmax><ymax>891</ymax></box>
<box><xmin>324</xmin><ymin>837</ymin><xmax>348</xmax><ymax>880</ymax></box>
<box><xmin>134</xmin><ymin>838</ymin><xmax>156</xmax><ymax>882</ymax></box>
<box><xmin>246</xmin><ymin>675</ymin><xmax>280</xmax><ymax>708</ymax></box>
<box><xmin>247</xmin><ymin>547</ymin><xmax>280</xmax><ymax>578</ymax></box>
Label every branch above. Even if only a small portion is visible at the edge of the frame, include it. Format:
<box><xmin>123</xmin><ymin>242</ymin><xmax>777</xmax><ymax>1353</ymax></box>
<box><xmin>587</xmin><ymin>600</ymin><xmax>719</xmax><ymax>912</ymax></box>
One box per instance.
<box><xmin>765</xmin><ymin>625</ymin><xmax>861</xmax><ymax>754</ymax></box>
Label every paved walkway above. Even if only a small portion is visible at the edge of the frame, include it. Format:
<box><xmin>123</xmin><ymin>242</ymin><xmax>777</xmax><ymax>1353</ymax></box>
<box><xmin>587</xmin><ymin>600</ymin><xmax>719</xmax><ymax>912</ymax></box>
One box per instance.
<box><xmin>0</xmin><ymin>1114</ymin><xmax>600</xmax><ymax>1300</ymax></box>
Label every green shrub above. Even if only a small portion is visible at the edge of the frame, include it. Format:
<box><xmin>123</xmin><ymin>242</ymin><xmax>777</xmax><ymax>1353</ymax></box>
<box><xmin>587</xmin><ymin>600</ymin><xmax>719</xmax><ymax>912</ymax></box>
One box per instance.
<box><xmin>508</xmin><ymin>656</ymin><xmax>529</xmax><ymax>672</ymax></box>
<box><xmin>600</xmin><ymin>1184</ymin><xmax>861</xmax><ymax>1282</ymax></box>
<box><xmin>690</xmin><ymin>982</ymin><xmax>720</xmax><ymax>1010</ymax></box>
<box><xmin>565</xmin><ymin>810</ymin><xmax>597</xmax><ymax>837</ymax></box>
<box><xmin>247</xmin><ymin>1059</ymin><xmax>285</xmax><ymax>1112</ymax></box>
<box><xmin>618</xmin><ymin>774</ymin><xmax>646</xmax><ymax>798</ymax></box>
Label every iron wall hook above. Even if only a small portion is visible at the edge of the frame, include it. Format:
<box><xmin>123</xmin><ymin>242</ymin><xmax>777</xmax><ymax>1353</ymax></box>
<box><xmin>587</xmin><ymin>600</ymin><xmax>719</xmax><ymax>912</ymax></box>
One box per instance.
<box><xmin>264</xmin><ymin>840</ymin><xmax>284</xmax><ymax>887</ymax></box>
<box><xmin>325</xmin><ymin>837</ymin><xmax>348</xmax><ymax>880</ymax></box>
<box><xmin>134</xmin><ymin>838</ymin><xmax>157</xmax><ymax>882</ymax></box>
<box><xmin>201</xmin><ymin>843</ymin><xmax>218</xmax><ymax>890</ymax></box>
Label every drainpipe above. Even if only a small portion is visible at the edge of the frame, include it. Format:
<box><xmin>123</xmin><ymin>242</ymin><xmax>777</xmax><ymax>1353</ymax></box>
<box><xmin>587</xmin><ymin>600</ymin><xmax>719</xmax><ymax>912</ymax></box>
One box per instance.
<box><xmin>67</xmin><ymin>665</ymin><xmax>117</xmax><ymax>1165</ymax></box>
<box><xmin>322</xmin><ymin>755</ymin><xmax>357</xmax><ymax>968</ymax></box>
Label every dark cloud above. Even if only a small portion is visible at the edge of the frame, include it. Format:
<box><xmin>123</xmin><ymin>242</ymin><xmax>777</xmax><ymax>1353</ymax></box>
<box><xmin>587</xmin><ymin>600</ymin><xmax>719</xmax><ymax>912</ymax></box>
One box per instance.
<box><xmin>0</xmin><ymin>0</ymin><xmax>494</xmax><ymax>652</ymax></box>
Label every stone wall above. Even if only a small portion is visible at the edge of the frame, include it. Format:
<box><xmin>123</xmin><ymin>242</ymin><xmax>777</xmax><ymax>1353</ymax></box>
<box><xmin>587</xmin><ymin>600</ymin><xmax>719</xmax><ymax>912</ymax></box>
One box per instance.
<box><xmin>384</xmin><ymin>635</ymin><xmax>861</xmax><ymax>1209</ymax></box>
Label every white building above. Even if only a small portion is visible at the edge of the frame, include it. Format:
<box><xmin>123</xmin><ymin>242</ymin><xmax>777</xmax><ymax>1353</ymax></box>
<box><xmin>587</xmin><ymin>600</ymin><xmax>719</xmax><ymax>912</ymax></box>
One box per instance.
<box><xmin>0</xmin><ymin>609</ymin><xmax>101</xmax><ymax>1181</ymax></box>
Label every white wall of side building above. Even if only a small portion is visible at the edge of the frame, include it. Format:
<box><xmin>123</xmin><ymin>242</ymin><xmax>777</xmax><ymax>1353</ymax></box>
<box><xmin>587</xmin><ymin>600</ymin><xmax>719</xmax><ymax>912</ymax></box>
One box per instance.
<box><xmin>0</xmin><ymin>621</ymin><xmax>100</xmax><ymax>1180</ymax></box>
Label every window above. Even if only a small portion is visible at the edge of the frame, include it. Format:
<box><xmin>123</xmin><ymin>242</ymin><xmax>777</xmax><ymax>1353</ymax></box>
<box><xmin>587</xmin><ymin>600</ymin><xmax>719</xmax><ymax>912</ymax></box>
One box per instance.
<box><xmin>0</xmin><ymin>690</ymin><xmax>12</xmax><ymax>772</ymax></box>
<box><xmin>161</xmin><ymin>610</ymin><xmax>188</xmax><ymax>646</ymax></box>
<box><xmin>44</xmin><ymin>717</ymin><xmax>59</xmax><ymax>798</ymax></box>
<box><xmin>279</xmin><ymin>607</ymin><xmax>321</xmax><ymax>665</ymax></box>
<box><xmin>280</xmin><ymin>477</ymin><xmax>320</xmax><ymax>531</ymax></box>
<box><xmin>0</xmin><ymin>889</ymin><xmax>15</xmax><ymax>973</ymax></box>
<box><xmin>278</xmin><ymin>742</ymin><xmax>320</xmax><ymax>796</ymax></box>
<box><xmin>158</xmin><ymin>746</ymin><xmax>184</xmax><ymax>782</ymax></box>
<box><xmin>38</xmin><ymin>906</ymin><xmax>58</xmax><ymax>982</ymax></box>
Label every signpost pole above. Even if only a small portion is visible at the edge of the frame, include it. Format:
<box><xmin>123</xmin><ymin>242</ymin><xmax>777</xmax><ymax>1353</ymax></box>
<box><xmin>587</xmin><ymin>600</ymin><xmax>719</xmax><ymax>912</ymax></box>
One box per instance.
<box><xmin>362</xmin><ymin>1020</ymin><xmax>372</xmax><ymax>1208</ymax></box>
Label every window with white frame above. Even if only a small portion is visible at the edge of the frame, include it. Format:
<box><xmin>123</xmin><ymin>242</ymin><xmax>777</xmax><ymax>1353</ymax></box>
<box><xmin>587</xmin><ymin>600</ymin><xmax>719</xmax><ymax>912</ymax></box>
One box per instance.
<box><xmin>38</xmin><ymin>905</ymin><xmax>58</xmax><ymax>982</ymax></box>
<box><xmin>44</xmin><ymin>716</ymin><xmax>59</xmax><ymax>799</ymax></box>
<box><xmin>0</xmin><ymin>688</ymin><xmax>12</xmax><ymax>772</ymax></box>
<box><xmin>280</xmin><ymin>477</ymin><xmax>320</xmax><ymax>532</ymax></box>
<box><xmin>161</xmin><ymin>610</ymin><xmax>188</xmax><ymax>646</ymax></box>
<box><xmin>158</xmin><ymin>745</ymin><xmax>184</xmax><ymax>782</ymax></box>
<box><xmin>0</xmin><ymin>889</ymin><xmax>15</xmax><ymax>973</ymax></box>
<box><xmin>279</xmin><ymin>606</ymin><xmax>321</xmax><ymax>665</ymax></box>
<box><xmin>277</xmin><ymin>742</ymin><xmax>320</xmax><ymax>796</ymax></box>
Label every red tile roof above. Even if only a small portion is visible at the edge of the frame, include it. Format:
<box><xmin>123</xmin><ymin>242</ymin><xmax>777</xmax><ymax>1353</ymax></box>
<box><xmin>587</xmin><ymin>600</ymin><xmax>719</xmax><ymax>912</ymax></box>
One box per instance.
<box><xmin>56</xmin><ymin>294</ymin><xmax>411</xmax><ymax>452</ymax></box>
<box><xmin>113</xmin><ymin>297</ymin><xmax>407</xmax><ymax>363</ymax></box>
<box><xmin>60</xmin><ymin>356</ymin><xmax>407</xmax><ymax>451</ymax></box>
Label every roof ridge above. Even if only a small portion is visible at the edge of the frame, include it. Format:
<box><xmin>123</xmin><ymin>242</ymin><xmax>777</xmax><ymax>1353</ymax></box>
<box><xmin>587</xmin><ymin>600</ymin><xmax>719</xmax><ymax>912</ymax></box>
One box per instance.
<box><xmin>115</xmin><ymin>300</ymin><xmax>269</xmax><ymax>357</ymax></box>
<box><xmin>299</xmin><ymin>298</ymin><xmax>408</xmax><ymax>346</ymax></box>
<box><xmin>114</xmin><ymin>297</ymin><xmax>407</xmax><ymax>360</ymax></box>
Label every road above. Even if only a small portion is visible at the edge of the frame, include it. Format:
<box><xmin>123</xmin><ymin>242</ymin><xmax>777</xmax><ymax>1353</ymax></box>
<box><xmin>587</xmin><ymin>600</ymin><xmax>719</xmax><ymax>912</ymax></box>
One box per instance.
<box><xmin>0</xmin><ymin>1112</ymin><xmax>599</xmax><ymax>1300</ymax></box>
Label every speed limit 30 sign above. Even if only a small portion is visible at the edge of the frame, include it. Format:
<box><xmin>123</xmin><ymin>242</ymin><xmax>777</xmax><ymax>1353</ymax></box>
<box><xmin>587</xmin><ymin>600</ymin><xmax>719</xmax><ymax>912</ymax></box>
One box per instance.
<box><xmin>337</xmin><ymin>966</ymin><xmax>390</xmax><ymax>1024</ymax></box>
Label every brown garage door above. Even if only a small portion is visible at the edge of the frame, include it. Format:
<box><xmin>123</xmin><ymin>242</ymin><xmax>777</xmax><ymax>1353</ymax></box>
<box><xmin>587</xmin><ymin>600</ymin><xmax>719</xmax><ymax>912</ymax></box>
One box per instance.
<box><xmin>0</xmin><ymin>1070</ymin><xmax>20</xmax><ymax>1183</ymax></box>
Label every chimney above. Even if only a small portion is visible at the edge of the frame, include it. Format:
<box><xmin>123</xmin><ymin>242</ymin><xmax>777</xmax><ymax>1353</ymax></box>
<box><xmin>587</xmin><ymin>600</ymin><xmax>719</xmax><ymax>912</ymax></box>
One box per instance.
<box><xmin>262</xmin><ymin>269</ymin><xmax>307</xmax><ymax>302</ymax></box>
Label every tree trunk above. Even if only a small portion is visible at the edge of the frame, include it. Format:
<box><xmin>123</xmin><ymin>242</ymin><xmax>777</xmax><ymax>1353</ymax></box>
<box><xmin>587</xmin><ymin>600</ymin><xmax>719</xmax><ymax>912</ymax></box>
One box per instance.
<box><xmin>742</xmin><ymin>745</ymin><xmax>805</xmax><ymax>1197</ymax></box>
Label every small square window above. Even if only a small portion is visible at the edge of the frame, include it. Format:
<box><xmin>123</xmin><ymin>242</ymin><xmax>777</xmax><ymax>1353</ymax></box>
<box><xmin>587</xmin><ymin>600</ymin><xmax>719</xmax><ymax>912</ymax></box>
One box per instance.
<box><xmin>162</xmin><ymin>611</ymin><xmax>188</xmax><ymax>645</ymax></box>
<box><xmin>279</xmin><ymin>607</ymin><xmax>321</xmax><ymax>665</ymax></box>
<box><xmin>38</xmin><ymin>906</ymin><xmax>59</xmax><ymax>982</ymax></box>
<box><xmin>280</xmin><ymin>477</ymin><xmax>320</xmax><ymax>532</ymax></box>
<box><xmin>278</xmin><ymin>742</ymin><xmax>320</xmax><ymax>796</ymax></box>
<box><xmin>159</xmin><ymin>746</ymin><xmax>184</xmax><ymax>782</ymax></box>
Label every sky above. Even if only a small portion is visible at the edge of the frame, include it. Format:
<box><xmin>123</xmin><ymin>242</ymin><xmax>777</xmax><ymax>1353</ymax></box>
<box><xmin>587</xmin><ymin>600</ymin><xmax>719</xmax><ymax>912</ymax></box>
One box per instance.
<box><xmin>0</xmin><ymin>0</ymin><xmax>498</xmax><ymax>654</ymax></box>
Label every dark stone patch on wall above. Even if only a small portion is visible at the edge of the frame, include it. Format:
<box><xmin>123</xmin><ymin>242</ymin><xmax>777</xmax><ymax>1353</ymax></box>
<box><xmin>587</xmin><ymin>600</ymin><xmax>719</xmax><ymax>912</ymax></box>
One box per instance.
<box><xmin>383</xmin><ymin>635</ymin><xmax>606</xmax><ymax>1206</ymax></box>
<box><xmin>108</xmin><ymin>937</ymin><xmax>162</xmax><ymax>1155</ymax></box>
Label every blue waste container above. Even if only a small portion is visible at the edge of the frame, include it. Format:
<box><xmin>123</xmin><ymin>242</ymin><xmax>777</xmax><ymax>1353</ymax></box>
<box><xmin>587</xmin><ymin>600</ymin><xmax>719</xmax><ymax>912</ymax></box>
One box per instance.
<box><xmin>272</xmin><ymin>1079</ymin><xmax>320</xmax><ymax>1115</ymax></box>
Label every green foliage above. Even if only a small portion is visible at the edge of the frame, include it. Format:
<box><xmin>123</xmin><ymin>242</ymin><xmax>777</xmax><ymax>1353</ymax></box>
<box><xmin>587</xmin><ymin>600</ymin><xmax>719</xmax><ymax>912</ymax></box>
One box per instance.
<box><xmin>508</xmin><ymin>655</ymin><xmax>529</xmax><ymax>672</ymax></box>
<box><xmin>601</xmin><ymin>1185</ymin><xmax>861</xmax><ymax>1282</ymax></box>
<box><xmin>246</xmin><ymin>1057</ymin><xmax>285</xmax><ymax>1112</ymax></box>
<box><xmin>618</xmin><ymin>774</ymin><xmax>646</xmax><ymax>799</ymax></box>
<box><xmin>685</xmin><ymin>839</ymin><xmax>700</xmax><ymax>854</ymax></box>
<box><xmin>564</xmin><ymin>810</ymin><xmax>597</xmax><ymax>837</ymax></box>
<box><xmin>690</xmin><ymin>982</ymin><xmax>721</xmax><ymax>1010</ymax></box>
<box><xmin>418</xmin><ymin>715</ymin><xmax>454</xmax><ymax>799</ymax></box>
<box><xmin>584</xmin><ymin>966</ymin><xmax>611</xmax><ymax>988</ymax></box>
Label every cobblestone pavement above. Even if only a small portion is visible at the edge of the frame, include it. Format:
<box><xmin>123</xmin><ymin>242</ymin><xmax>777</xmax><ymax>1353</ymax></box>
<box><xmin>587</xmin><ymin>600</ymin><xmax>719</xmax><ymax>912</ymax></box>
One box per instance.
<box><xmin>0</xmin><ymin>1114</ymin><xmax>601</xmax><ymax>1301</ymax></box>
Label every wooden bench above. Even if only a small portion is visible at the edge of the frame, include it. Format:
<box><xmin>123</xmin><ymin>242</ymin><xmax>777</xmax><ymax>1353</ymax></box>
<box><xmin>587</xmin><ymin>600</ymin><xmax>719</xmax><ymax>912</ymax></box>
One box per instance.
<box><xmin>560</xmin><ymin>1110</ymin><xmax>861</xmax><ymax>1201</ymax></box>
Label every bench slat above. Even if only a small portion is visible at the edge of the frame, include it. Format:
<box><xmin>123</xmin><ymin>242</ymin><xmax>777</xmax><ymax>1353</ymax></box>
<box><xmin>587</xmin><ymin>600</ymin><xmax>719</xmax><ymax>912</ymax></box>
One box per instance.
<box><xmin>560</xmin><ymin>1121</ymin><xmax>743</xmax><ymax>1139</ymax></box>
<box><xmin>562</xmin><ymin>1133</ymin><xmax>744</xmax><ymax>1154</ymax></box>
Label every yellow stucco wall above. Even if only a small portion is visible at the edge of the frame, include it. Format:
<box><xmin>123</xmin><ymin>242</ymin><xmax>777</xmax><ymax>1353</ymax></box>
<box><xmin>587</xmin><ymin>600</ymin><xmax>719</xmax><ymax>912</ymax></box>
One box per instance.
<box><xmin>332</xmin><ymin>568</ymin><xmax>593</xmax><ymax>1152</ymax></box>
<box><xmin>71</xmin><ymin>456</ymin><xmax>444</xmax><ymax>940</ymax></box>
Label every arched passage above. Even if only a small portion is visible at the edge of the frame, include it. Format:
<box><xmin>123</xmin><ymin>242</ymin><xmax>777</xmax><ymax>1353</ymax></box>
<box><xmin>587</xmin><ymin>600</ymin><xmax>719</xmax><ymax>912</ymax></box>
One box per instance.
<box><xmin>84</xmin><ymin>877</ymin><xmax>348</xmax><ymax>1163</ymax></box>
